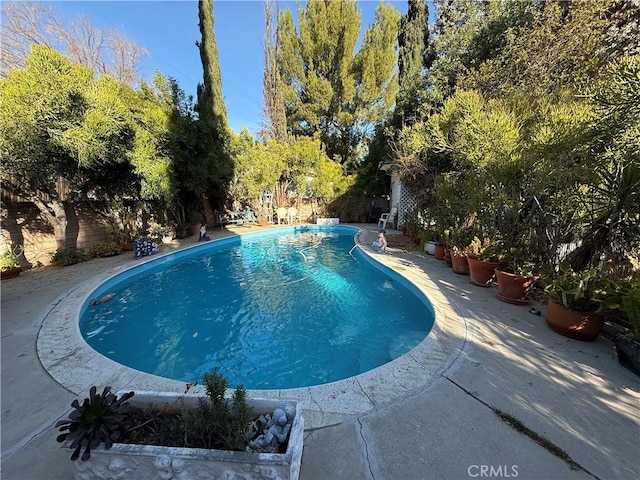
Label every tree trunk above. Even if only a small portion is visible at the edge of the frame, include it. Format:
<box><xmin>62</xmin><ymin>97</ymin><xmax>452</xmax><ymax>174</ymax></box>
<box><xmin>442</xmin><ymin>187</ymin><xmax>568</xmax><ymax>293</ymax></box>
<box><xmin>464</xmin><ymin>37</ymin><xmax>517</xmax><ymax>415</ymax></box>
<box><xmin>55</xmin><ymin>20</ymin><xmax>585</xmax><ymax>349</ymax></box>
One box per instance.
<box><xmin>30</xmin><ymin>196</ymin><xmax>78</xmax><ymax>252</ymax></box>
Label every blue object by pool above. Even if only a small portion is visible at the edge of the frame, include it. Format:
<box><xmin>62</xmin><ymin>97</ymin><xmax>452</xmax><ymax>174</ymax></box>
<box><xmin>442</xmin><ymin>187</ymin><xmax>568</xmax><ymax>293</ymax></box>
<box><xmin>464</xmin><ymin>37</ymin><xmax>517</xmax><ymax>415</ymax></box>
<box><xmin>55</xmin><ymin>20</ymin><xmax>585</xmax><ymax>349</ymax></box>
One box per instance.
<box><xmin>80</xmin><ymin>226</ymin><xmax>434</xmax><ymax>389</ymax></box>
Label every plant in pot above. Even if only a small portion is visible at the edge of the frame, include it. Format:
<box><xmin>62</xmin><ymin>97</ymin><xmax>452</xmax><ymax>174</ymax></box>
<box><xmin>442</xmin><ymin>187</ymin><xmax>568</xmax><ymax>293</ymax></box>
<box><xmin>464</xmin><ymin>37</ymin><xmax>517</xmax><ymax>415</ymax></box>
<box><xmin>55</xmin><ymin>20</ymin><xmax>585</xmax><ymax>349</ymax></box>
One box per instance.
<box><xmin>465</xmin><ymin>236</ymin><xmax>503</xmax><ymax>287</ymax></box>
<box><xmin>1</xmin><ymin>244</ymin><xmax>23</xmax><ymax>279</ymax></box>
<box><xmin>448</xmin><ymin>228</ymin><xmax>474</xmax><ymax>275</ymax></box>
<box><xmin>494</xmin><ymin>247</ymin><xmax>539</xmax><ymax>305</ymax></box>
<box><xmin>55</xmin><ymin>367</ymin><xmax>304</xmax><ymax>479</ymax></box>
<box><xmin>542</xmin><ymin>262</ymin><xmax>624</xmax><ymax>341</ymax></box>
<box><xmin>613</xmin><ymin>279</ymin><xmax>640</xmax><ymax>376</ymax></box>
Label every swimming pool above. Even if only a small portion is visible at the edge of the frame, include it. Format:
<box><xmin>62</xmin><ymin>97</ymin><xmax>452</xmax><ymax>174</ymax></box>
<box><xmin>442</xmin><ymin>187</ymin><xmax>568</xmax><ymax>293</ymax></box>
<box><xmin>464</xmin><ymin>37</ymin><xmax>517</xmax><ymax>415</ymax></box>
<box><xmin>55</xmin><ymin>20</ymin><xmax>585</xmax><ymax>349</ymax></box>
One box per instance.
<box><xmin>80</xmin><ymin>226</ymin><xmax>435</xmax><ymax>389</ymax></box>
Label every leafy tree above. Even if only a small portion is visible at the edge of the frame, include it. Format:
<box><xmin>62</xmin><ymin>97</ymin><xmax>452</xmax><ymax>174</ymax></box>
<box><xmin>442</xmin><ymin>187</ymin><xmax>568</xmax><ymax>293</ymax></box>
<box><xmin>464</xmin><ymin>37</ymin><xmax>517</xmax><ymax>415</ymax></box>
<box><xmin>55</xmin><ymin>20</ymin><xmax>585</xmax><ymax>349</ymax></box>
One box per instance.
<box><xmin>1</xmin><ymin>0</ymin><xmax>147</xmax><ymax>86</ymax></box>
<box><xmin>0</xmin><ymin>45</ymin><xmax>136</xmax><ymax>251</ymax></box>
<box><xmin>277</xmin><ymin>0</ymin><xmax>400</xmax><ymax>169</ymax></box>
<box><xmin>462</xmin><ymin>1</ymin><xmax>616</xmax><ymax>98</ymax></box>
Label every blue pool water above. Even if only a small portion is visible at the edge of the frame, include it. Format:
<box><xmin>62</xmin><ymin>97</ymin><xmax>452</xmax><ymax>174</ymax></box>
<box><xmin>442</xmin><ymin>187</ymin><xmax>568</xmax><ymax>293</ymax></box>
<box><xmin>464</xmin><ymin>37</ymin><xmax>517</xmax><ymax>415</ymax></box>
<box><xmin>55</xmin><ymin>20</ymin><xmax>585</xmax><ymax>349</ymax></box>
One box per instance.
<box><xmin>80</xmin><ymin>226</ymin><xmax>434</xmax><ymax>389</ymax></box>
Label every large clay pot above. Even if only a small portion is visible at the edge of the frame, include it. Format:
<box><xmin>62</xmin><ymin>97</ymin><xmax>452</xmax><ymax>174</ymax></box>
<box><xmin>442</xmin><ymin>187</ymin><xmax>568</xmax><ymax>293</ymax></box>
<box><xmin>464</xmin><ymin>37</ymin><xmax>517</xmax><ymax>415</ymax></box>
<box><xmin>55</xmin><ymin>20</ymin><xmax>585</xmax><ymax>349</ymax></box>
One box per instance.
<box><xmin>545</xmin><ymin>300</ymin><xmax>605</xmax><ymax>341</ymax></box>
<box><xmin>495</xmin><ymin>269</ymin><xmax>538</xmax><ymax>305</ymax></box>
<box><xmin>434</xmin><ymin>244</ymin><xmax>445</xmax><ymax>260</ymax></box>
<box><xmin>258</xmin><ymin>217</ymin><xmax>268</xmax><ymax>227</ymax></box>
<box><xmin>451</xmin><ymin>254</ymin><xmax>469</xmax><ymax>275</ymax></box>
<box><xmin>467</xmin><ymin>257</ymin><xmax>500</xmax><ymax>287</ymax></box>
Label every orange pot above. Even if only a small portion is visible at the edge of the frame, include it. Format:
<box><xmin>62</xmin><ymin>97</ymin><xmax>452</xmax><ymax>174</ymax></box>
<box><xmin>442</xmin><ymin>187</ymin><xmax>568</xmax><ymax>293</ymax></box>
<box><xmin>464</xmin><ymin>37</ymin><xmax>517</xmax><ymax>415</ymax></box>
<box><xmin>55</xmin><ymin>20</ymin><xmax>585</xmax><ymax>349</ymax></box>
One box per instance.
<box><xmin>467</xmin><ymin>257</ymin><xmax>500</xmax><ymax>287</ymax></box>
<box><xmin>545</xmin><ymin>300</ymin><xmax>605</xmax><ymax>341</ymax></box>
<box><xmin>495</xmin><ymin>269</ymin><xmax>538</xmax><ymax>305</ymax></box>
<box><xmin>451</xmin><ymin>254</ymin><xmax>469</xmax><ymax>275</ymax></box>
<box><xmin>434</xmin><ymin>244</ymin><xmax>445</xmax><ymax>260</ymax></box>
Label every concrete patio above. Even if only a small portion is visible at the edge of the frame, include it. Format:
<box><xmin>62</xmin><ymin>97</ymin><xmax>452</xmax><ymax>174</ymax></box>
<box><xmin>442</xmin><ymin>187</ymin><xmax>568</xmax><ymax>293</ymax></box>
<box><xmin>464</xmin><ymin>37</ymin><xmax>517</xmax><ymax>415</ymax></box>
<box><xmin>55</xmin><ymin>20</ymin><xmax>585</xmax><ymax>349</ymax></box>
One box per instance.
<box><xmin>1</xmin><ymin>224</ymin><xmax>639</xmax><ymax>479</ymax></box>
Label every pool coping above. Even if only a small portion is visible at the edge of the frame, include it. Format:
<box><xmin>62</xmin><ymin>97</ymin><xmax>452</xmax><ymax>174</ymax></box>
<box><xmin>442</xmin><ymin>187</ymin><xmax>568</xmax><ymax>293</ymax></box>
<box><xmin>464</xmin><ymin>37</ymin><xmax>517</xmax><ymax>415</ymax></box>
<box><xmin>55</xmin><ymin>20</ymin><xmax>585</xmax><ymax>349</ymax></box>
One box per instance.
<box><xmin>36</xmin><ymin>227</ymin><xmax>472</xmax><ymax>429</ymax></box>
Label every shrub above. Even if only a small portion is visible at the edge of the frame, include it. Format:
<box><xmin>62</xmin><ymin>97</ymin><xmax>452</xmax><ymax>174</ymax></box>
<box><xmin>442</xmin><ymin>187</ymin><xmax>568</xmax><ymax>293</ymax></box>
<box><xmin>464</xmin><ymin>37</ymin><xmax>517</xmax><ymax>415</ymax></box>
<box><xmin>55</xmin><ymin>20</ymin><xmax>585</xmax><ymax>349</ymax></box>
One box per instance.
<box><xmin>51</xmin><ymin>248</ymin><xmax>88</xmax><ymax>267</ymax></box>
<box><xmin>88</xmin><ymin>242</ymin><xmax>121</xmax><ymax>258</ymax></box>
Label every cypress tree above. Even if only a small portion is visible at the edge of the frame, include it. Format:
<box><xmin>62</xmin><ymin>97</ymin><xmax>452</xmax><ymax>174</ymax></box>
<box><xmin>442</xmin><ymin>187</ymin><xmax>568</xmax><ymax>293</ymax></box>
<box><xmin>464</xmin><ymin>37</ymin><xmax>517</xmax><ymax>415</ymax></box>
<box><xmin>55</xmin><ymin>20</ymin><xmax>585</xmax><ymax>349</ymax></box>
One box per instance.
<box><xmin>196</xmin><ymin>0</ymin><xmax>227</xmax><ymax>136</ymax></box>
<box><xmin>395</xmin><ymin>0</ymin><xmax>430</xmax><ymax>127</ymax></box>
<box><xmin>261</xmin><ymin>0</ymin><xmax>287</xmax><ymax>143</ymax></box>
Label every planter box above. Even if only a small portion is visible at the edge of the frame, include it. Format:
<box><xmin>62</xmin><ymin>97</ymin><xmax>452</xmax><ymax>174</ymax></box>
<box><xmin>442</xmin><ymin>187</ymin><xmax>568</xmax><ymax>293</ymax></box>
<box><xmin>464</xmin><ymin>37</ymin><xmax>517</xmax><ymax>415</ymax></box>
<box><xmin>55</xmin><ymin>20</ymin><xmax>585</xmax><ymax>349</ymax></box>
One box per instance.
<box><xmin>67</xmin><ymin>392</ymin><xmax>304</xmax><ymax>480</ymax></box>
<box><xmin>316</xmin><ymin>217</ymin><xmax>339</xmax><ymax>225</ymax></box>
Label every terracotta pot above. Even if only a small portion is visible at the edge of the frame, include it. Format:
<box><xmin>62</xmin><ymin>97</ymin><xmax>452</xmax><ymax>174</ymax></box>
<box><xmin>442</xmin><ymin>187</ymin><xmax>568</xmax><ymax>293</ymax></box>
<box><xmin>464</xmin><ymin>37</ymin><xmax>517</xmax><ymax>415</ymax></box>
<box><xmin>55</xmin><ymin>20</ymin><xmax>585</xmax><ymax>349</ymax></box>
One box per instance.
<box><xmin>495</xmin><ymin>269</ymin><xmax>538</xmax><ymax>305</ymax></box>
<box><xmin>467</xmin><ymin>257</ymin><xmax>500</xmax><ymax>287</ymax></box>
<box><xmin>545</xmin><ymin>300</ymin><xmax>605</xmax><ymax>341</ymax></box>
<box><xmin>1</xmin><ymin>266</ymin><xmax>22</xmax><ymax>279</ymax></box>
<box><xmin>434</xmin><ymin>244</ymin><xmax>445</xmax><ymax>260</ymax></box>
<box><xmin>121</xmin><ymin>242</ymin><xmax>134</xmax><ymax>252</ymax></box>
<box><xmin>258</xmin><ymin>217</ymin><xmax>268</xmax><ymax>227</ymax></box>
<box><xmin>443</xmin><ymin>251</ymin><xmax>452</xmax><ymax>266</ymax></box>
<box><xmin>451</xmin><ymin>254</ymin><xmax>468</xmax><ymax>275</ymax></box>
<box><xmin>615</xmin><ymin>335</ymin><xmax>640</xmax><ymax>376</ymax></box>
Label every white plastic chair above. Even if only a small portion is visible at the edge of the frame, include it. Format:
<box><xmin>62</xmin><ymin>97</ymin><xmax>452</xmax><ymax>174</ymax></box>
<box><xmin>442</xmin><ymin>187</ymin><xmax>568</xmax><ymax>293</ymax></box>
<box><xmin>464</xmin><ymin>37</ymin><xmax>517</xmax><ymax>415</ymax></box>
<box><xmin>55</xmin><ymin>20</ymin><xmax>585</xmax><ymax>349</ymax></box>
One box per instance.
<box><xmin>377</xmin><ymin>207</ymin><xmax>397</xmax><ymax>230</ymax></box>
<box><xmin>287</xmin><ymin>207</ymin><xmax>300</xmax><ymax>224</ymax></box>
<box><xmin>276</xmin><ymin>207</ymin><xmax>289</xmax><ymax>224</ymax></box>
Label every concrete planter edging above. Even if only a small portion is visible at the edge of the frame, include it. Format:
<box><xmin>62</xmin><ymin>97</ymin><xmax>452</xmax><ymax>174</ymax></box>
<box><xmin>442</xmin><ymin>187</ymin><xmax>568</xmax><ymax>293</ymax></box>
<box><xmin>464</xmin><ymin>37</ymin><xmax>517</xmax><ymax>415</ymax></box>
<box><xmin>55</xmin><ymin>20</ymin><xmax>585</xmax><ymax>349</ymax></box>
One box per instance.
<box><xmin>66</xmin><ymin>392</ymin><xmax>304</xmax><ymax>480</ymax></box>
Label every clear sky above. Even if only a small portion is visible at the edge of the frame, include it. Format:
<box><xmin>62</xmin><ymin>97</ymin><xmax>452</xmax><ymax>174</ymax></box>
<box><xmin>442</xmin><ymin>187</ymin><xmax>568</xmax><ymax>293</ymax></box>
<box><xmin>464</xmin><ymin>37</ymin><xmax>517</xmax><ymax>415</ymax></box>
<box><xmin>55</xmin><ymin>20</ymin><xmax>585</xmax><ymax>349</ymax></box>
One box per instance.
<box><xmin>51</xmin><ymin>0</ymin><xmax>418</xmax><ymax>136</ymax></box>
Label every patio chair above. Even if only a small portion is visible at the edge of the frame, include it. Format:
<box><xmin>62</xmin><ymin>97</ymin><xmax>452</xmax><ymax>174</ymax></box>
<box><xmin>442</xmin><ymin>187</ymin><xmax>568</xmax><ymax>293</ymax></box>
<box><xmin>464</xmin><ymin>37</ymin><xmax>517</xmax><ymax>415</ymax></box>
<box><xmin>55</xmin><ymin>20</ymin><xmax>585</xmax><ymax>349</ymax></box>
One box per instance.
<box><xmin>276</xmin><ymin>207</ymin><xmax>289</xmax><ymax>224</ymax></box>
<box><xmin>377</xmin><ymin>207</ymin><xmax>397</xmax><ymax>230</ymax></box>
<box><xmin>287</xmin><ymin>207</ymin><xmax>300</xmax><ymax>224</ymax></box>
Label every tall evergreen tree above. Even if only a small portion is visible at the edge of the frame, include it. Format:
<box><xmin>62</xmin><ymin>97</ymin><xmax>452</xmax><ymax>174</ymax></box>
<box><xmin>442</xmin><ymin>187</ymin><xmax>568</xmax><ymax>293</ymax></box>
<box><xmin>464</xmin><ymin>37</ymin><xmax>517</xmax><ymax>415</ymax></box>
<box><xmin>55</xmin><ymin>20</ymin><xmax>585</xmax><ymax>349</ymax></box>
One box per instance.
<box><xmin>276</xmin><ymin>0</ymin><xmax>400</xmax><ymax>169</ymax></box>
<box><xmin>261</xmin><ymin>0</ymin><xmax>287</xmax><ymax>143</ymax></box>
<box><xmin>196</xmin><ymin>0</ymin><xmax>227</xmax><ymax>136</ymax></box>
<box><xmin>395</xmin><ymin>0</ymin><xmax>431</xmax><ymax>127</ymax></box>
<box><xmin>194</xmin><ymin>0</ymin><xmax>233</xmax><ymax>207</ymax></box>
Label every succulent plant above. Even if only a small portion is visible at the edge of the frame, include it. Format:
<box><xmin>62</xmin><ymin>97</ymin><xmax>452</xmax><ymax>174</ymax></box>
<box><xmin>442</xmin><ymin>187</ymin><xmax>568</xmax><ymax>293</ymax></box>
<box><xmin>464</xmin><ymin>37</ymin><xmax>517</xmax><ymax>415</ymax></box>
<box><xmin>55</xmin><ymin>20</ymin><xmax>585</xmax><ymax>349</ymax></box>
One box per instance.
<box><xmin>55</xmin><ymin>386</ymin><xmax>134</xmax><ymax>461</ymax></box>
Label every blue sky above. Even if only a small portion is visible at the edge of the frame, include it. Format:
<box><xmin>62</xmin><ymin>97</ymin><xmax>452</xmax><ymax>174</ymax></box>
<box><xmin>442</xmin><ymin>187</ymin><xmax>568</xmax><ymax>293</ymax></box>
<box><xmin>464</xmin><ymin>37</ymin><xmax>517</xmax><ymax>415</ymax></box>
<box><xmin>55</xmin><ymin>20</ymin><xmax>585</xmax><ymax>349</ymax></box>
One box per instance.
<box><xmin>52</xmin><ymin>0</ymin><xmax>422</xmax><ymax>136</ymax></box>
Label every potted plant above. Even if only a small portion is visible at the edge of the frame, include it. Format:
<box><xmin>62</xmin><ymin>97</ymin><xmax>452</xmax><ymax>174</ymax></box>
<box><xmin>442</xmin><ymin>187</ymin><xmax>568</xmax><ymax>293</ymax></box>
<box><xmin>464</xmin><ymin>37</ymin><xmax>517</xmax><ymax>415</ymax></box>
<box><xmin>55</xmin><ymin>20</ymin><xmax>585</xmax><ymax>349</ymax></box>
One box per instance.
<box><xmin>494</xmin><ymin>247</ymin><xmax>539</xmax><ymax>305</ymax></box>
<box><xmin>543</xmin><ymin>262</ymin><xmax>624</xmax><ymax>341</ymax></box>
<box><xmin>613</xmin><ymin>279</ymin><xmax>640</xmax><ymax>376</ymax></box>
<box><xmin>449</xmin><ymin>246</ymin><xmax>469</xmax><ymax>275</ymax></box>
<box><xmin>1</xmin><ymin>244</ymin><xmax>23</xmax><ymax>279</ymax></box>
<box><xmin>56</xmin><ymin>368</ymin><xmax>304</xmax><ymax>479</ymax></box>
<box><xmin>465</xmin><ymin>237</ymin><xmax>503</xmax><ymax>287</ymax></box>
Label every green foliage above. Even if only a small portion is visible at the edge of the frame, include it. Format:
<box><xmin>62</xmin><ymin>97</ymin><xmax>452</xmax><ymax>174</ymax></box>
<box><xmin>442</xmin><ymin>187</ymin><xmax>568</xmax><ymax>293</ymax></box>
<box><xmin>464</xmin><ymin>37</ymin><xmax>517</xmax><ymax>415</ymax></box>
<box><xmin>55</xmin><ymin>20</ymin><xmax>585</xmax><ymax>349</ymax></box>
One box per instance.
<box><xmin>277</xmin><ymin>0</ymin><xmax>400</xmax><ymax>167</ymax></box>
<box><xmin>0</xmin><ymin>245</ymin><xmax>23</xmax><ymax>269</ymax></box>
<box><xmin>543</xmin><ymin>262</ymin><xmax>625</xmax><ymax>314</ymax></box>
<box><xmin>182</xmin><ymin>367</ymin><xmax>254</xmax><ymax>451</ymax></box>
<box><xmin>88</xmin><ymin>242</ymin><xmax>121</xmax><ymax>258</ymax></box>
<box><xmin>465</xmin><ymin>237</ymin><xmax>502</xmax><ymax>263</ymax></box>
<box><xmin>55</xmin><ymin>387</ymin><xmax>135</xmax><ymax>461</ymax></box>
<box><xmin>51</xmin><ymin>248</ymin><xmax>88</xmax><ymax>267</ymax></box>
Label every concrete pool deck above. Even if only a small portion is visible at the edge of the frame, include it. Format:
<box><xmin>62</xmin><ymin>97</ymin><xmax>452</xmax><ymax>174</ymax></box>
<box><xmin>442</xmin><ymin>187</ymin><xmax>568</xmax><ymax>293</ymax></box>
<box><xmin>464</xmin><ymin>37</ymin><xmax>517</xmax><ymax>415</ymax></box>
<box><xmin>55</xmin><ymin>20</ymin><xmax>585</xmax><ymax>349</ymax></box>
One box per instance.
<box><xmin>1</xmin><ymin>223</ymin><xmax>639</xmax><ymax>479</ymax></box>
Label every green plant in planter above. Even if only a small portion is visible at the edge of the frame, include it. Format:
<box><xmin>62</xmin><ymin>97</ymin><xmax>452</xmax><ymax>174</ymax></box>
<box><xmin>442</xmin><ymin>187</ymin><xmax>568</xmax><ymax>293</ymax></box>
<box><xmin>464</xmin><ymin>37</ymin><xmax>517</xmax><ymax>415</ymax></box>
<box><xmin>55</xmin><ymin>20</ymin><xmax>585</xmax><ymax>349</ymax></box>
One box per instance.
<box><xmin>55</xmin><ymin>386</ymin><xmax>135</xmax><ymax>461</ymax></box>
<box><xmin>543</xmin><ymin>261</ymin><xmax>623</xmax><ymax>314</ymax></box>
<box><xmin>0</xmin><ymin>245</ymin><xmax>23</xmax><ymax>270</ymax></box>
<box><xmin>498</xmin><ymin>247</ymin><xmax>538</xmax><ymax>277</ymax></box>
<box><xmin>56</xmin><ymin>368</ymin><xmax>257</xmax><ymax>461</ymax></box>
<box><xmin>618</xmin><ymin>280</ymin><xmax>640</xmax><ymax>340</ymax></box>
<box><xmin>465</xmin><ymin>236</ymin><xmax>502</xmax><ymax>262</ymax></box>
